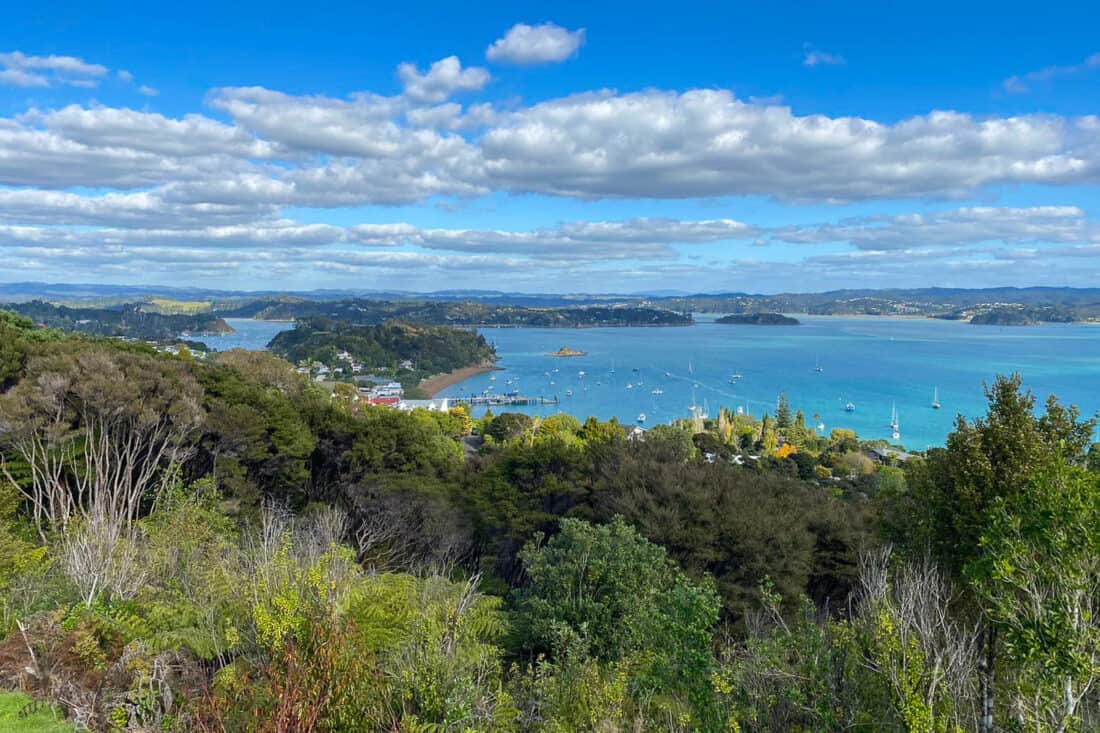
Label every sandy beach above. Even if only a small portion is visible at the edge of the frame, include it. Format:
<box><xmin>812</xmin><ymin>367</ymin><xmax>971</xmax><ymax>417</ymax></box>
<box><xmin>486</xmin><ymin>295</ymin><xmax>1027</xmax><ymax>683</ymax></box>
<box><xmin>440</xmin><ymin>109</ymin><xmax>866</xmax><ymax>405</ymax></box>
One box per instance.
<box><xmin>419</xmin><ymin>364</ymin><xmax>502</xmax><ymax>397</ymax></box>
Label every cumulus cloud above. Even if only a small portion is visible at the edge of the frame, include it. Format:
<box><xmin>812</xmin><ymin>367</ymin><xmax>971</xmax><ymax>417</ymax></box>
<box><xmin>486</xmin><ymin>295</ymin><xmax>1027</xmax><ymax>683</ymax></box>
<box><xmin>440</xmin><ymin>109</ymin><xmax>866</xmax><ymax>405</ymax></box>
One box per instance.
<box><xmin>486</xmin><ymin>22</ymin><xmax>585</xmax><ymax>65</ymax></box>
<box><xmin>22</xmin><ymin>104</ymin><xmax>277</xmax><ymax>158</ymax></box>
<box><xmin>2</xmin><ymin>47</ymin><xmax>1100</xmax><ymax>289</ymax></box>
<box><xmin>480</xmin><ymin>90</ymin><xmax>1100</xmax><ymax>201</ymax></box>
<box><xmin>0</xmin><ymin>188</ymin><xmax>276</xmax><ymax>228</ymax></box>
<box><xmin>1003</xmin><ymin>52</ymin><xmax>1100</xmax><ymax>93</ymax></box>
<box><xmin>139</xmin><ymin>85</ymin><xmax>158</xmax><ymax>96</ymax></box>
<box><xmin>0</xmin><ymin>50</ymin><xmax>109</xmax><ymax>87</ymax></box>
<box><xmin>397</xmin><ymin>56</ymin><xmax>490</xmax><ymax>103</ymax></box>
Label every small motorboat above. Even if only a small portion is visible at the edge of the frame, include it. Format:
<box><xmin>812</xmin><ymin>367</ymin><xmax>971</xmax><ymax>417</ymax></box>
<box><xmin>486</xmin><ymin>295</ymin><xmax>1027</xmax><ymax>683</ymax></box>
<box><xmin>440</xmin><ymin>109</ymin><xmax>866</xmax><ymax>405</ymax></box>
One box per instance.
<box><xmin>636</xmin><ymin>412</ymin><xmax>646</xmax><ymax>423</ymax></box>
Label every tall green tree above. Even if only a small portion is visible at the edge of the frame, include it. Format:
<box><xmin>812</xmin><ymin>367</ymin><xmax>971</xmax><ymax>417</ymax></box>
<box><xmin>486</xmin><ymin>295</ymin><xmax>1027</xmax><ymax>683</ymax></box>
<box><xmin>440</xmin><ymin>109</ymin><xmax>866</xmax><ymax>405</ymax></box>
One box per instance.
<box><xmin>969</xmin><ymin>457</ymin><xmax>1100</xmax><ymax>733</ymax></box>
<box><xmin>897</xmin><ymin>373</ymin><xmax>1097</xmax><ymax>733</ymax></box>
<box><xmin>516</xmin><ymin>517</ymin><xmax>720</xmax><ymax>722</ymax></box>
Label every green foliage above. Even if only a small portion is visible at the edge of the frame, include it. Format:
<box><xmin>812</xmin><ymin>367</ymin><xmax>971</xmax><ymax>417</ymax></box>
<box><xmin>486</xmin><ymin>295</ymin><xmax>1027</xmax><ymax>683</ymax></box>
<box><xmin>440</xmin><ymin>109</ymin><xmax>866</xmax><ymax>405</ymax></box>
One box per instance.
<box><xmin>969</xmin><ymin>459</ymin><xmax>1100</xmax><ymax>731</ymax></box>
<box><xmin>775</xmin><ymin>393</ymin><xmax>793</xmax><ymax>429</ymax></box>
<box><xmin>268</xmin><ymin>317</ymin><xmax>496</xmax><ymax>387</ymax></box>
<box><xmin>516</xmin><ymin>517</ymin><xmax>720</xmax><ymax>723</ymax></box>
<box><xmin>898</xmin><ymin>373</ymin><xmax>1097</xmax><ymax>576</ymax></box>
<box><xmin>0</xmin><ymin>692</ymin><xmax>73</xmax><ymax>733</ymax></box>
<box><xmin>3</xmin><ymin>300</ymin><xmax>232</xmax><ymax>341</ymax></box>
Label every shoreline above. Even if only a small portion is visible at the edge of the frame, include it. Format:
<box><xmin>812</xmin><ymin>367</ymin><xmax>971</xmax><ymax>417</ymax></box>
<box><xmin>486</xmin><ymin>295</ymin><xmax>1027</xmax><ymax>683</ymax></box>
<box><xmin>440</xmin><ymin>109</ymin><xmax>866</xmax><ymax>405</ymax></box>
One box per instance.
<box><xmin>420</xmin><ymin>364</ymin><xmax>503</xmax><ymax>397</ymax></box>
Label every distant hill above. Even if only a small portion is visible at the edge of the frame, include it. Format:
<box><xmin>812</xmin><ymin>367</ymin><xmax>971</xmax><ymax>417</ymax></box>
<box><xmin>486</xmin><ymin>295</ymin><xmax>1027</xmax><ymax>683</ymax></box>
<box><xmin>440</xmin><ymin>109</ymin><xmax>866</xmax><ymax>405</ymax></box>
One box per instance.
<box><xmin>5</xmin><ymin>282</ymin><xmax>1100</xmax><ymax>323</ymax></box>
<box><xmin>219</xmin><ymin>299</ymin><xmax>693</xmax><ymax>328</ymax></box>
<box><xmin>2</xmin><ymin>301</ymin><xmax>234</xmax><ymax>340</ymax></box>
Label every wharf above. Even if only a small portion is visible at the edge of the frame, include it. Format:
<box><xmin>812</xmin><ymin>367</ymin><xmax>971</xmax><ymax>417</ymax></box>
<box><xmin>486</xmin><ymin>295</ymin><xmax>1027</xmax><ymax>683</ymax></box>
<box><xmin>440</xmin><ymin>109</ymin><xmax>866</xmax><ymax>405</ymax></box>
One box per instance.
<box><xmin>452</xmin><ymin>394</ymin><xmax>560</xmax><ymax>406</ymax></box>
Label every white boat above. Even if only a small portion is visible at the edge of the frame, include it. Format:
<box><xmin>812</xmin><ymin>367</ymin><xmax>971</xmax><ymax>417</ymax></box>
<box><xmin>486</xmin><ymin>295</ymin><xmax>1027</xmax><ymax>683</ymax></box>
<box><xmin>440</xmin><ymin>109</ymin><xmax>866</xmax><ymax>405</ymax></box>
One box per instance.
<box><xmin>489</xmin><ymin>375</ymin><xmax>496</xmax><ymax>381</ymax></box>
<box><xmin>637</xmin><ymin>412</ymin><xmax>647</xmax><ymax>423</ymax></box>
<box><xmin>889</xmin><ymin>402</ymin><xmax>899</xmax><ymax>432</ymax></box>
<box><xmin>932</xmin><ymin>387</ymin><xmax>941</xmax><ymax>410</ymax></box>
<box><xmin>664</xmin><ymin>371</ymin><xmax>672</xmax><ymax>378</ymax></box>
<box><xmin>626</xmin><ymin>383</ymin><xmax>634</xmax><ymax>389</ymax></box>
<box><xmin>578</xmin><ymin>371</ymin><xmax>586</xmax><ymax>378</ymax></box>
<box><xmin>651</xmin><ymin>388</ymin><xmax>664</xmax><ymax>396</ymax></box>
<box><xmin>728</xmin><ymin>373</ymin><xmax>742</xmax><ymax>384</ymax></box>
<box><xmin>845</xmin><ymin>401</ymin><xmax>855</xmax><ymax>412</ymax></box>
<box><xmin>565</xmin><ymin>389</ymin><xmax>573</xmax><ymax>397</ymax></box>
<box><xmin>814</xmin><ymin>355</ymin><xmax>823</xmax><ymax>373</ymax></box>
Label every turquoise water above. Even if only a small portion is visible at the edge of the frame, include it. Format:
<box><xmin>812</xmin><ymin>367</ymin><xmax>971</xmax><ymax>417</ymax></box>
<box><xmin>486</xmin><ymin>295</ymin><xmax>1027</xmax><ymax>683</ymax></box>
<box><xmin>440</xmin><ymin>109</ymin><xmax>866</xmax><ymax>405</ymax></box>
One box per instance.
<box><xmin>439</xmin><ymin>315</ymin><xmax>1100</xmax><ymax>450</ymax></box>
<box><xmin>196</xmin><ymin>318</ymin><xmax>295</xmax><ymax>351</ymax></box>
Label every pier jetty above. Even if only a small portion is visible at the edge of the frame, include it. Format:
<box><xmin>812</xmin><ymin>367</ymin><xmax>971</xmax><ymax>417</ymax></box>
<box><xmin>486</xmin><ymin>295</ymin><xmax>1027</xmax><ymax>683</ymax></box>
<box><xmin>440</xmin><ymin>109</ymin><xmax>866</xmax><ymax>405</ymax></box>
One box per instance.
<box><xmin>452</xmin><ymin>394</ymin><xmax>560</xmax><ymax>407</ymax></box>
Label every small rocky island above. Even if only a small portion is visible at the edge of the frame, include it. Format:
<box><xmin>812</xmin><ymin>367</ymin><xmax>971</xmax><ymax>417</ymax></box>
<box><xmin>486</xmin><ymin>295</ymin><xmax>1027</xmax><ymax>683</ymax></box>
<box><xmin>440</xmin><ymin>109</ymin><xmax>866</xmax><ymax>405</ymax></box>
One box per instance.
<box><xmin>547</xmin><ymin>346</ymin><xmax>589</xmax><ymax>357</ymax></box>
<box><xmin>716</xmin><ymin>312</ymin><xmax>800</xmax><ymax>326</ymax></box>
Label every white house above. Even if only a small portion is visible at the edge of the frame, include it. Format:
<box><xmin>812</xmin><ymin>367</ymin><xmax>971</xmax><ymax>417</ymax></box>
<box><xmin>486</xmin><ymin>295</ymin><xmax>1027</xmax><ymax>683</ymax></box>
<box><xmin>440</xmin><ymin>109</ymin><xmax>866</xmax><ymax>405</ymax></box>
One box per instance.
<box><xmin>396</xmin><ymin>398</ymin><xmax>451</xmax><ymax>412</ymax></box>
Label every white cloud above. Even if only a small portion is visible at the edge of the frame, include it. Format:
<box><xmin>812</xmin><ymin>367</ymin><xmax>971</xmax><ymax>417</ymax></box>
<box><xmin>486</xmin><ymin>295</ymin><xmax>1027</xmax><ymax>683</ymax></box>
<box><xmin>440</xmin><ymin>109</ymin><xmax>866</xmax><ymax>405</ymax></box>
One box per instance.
<box><xmin>1</xmin><ymin>52</ymin><xmax>1100</xmax><ymax>289</ymax></box>
<box><xmin>0</xmin><ymin>68</ymin><xmax>49</xmax><ymax>87</ymax></box>
<box><xmin>0</xmin><ymin>50</ymin><xmax>109</xmax><ymax>88</ymax></box>
<box><xmin>770</xmin><ymin>206</ymin><xmax>1093</xmax><ymax>250</ymax></box>
<box><xmin>397</xmin><ymin>56</ymin><xmax>490</xmax><ymax>103</ymax></box>
<box><xmin>803</xmin><ymin>48</ymin><xmax>845</xmax><ymax>67</ymax></box>
<box><xmin>117</xmin><ymin>69</ymin><xmax>134</xmax><ymax>83</ymax></box>
<box><xmin>1003</xmin><ymin>52</ymin><xmax>1100</xmax><ymax>94</ymax></box>
<box><xmin>2</xmin><ymin>82</ymin><xmax>1100</xmax><ymax>206</ymax></box>
<box><xmin>479</xmin><ymin>90</ymin><xmax>1100</xmax><ymax>201</ymax></box>
<box><xmin>486</xmin><ymin>22</ymin><xmax>585</xmax><ymax>65</ymax></box>
<box><xmin>22</xmin><ymin>104</ymin><xmax>276</xmax><ymax>158</ymax></box>
<box><xmin>0</xmin><ymin>214</ymin><xmax>755</xmax><ymax>263</ymax></box>
<box><xmin>139</xmin><ymin>84</ymin><xmax>158</xmax><ymax>96</ymax></box>
<box><xmin>0</xmin><ymin>188</ymin><xmax>275</xmax><ymax>228</ymax></box>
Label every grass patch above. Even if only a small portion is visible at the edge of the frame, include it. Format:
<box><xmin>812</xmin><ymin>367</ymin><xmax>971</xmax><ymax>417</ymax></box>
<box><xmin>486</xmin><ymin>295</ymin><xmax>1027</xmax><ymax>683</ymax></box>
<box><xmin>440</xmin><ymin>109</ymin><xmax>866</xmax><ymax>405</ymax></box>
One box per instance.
<box><xmin>0</xmin><ymin>692</ymin><xmax>73</xmax><ymax>732</ymax></box>
<box><xmin>144</xmin><ymin>298</ymin><xmax>213</xmax><ymax>314</ymax></box>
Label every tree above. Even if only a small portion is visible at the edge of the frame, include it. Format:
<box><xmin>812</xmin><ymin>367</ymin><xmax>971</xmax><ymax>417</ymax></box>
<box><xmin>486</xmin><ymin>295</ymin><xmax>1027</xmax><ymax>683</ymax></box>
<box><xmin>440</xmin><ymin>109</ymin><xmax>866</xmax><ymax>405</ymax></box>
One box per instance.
<box><xmin>969</xmin><ymin>458</ymin><xmax>1100</xmax><ymax>732</ymax></box>
<box><xmin>899</xmin><ymin>373</ymin><xmax>1098</xmax><ymax>733</ymax></box>
<box><xmin>775</xmin><ymin>393</ymin><xmax>792</xmax><ymax>429</ymax></box>
<box><xmin>516</xmin><ymin>517</ymin><xmax>720</xmax><ymax>715</ymax></box>
<box><xmin>0</xmin><ymin>343</ymin><xmax>204</xmax><ymax>541</ymax></box>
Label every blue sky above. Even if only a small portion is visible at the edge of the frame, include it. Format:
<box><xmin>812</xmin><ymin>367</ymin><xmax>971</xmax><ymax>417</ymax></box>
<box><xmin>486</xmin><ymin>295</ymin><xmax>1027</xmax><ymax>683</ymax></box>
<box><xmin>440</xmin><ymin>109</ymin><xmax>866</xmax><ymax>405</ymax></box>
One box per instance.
<box><xmin>1</xmin><ymin>0</ymin><xmax>1099</xmax><ymax>293</ymax></box>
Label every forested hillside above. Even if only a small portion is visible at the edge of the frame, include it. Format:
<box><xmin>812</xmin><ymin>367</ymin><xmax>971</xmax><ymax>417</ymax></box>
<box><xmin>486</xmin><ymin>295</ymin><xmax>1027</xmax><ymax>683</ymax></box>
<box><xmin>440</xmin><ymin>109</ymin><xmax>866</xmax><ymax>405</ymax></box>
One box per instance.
<box><xmin>267</xmin><ymin>318</ymin><xmax>497</xmax><ymax>384</ymax></box>
<box><xmin>223</xmin><ymin>298</ymin><xmax>693</xmax><ymax>327</ymax></box>
<box><xmin>1</xmin><ymin>308</ymin><xmax>1100</xmax><ymax>731</ymax></box>
<box><xmin>2</xmin><ymin>300</ymin><xmax>233</xmax><ymax>340</ymax></box>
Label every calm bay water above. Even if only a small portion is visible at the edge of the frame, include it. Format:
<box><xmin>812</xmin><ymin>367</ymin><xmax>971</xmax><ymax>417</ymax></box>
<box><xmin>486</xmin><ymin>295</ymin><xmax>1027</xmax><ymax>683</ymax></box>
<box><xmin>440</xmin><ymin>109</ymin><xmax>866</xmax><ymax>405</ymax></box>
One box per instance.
<box><xmin>204</xmin><ymin>316</ymin><xmax>1100</xmax><ymax>450</ymax></box>
<box><xmin>197</xmin><ymin>318</ymin><xmax>295</xmax><ymax>351</ymax></box>
<box><xmin>439</xmin><ymin>315</ymin><xmax>1100</xmax><ymax>450</ymax></box>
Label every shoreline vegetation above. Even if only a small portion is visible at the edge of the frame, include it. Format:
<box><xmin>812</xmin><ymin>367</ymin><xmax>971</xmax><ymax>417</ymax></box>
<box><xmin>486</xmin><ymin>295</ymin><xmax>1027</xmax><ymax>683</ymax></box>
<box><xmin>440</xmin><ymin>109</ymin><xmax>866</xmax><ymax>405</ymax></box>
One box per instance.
<box><xmin>419</xmin><ymin>363</ymin><xmax>502</xmax><ymax>396</ymax></box>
